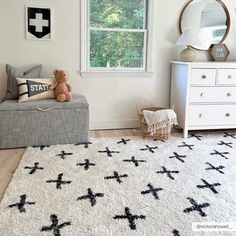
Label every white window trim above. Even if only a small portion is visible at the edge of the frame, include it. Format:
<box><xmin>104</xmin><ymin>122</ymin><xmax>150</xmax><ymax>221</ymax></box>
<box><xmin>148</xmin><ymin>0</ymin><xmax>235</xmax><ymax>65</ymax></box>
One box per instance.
<box><xmin>80</xmin><ymin>0</ymin><xmax>154</xmax><ymax>78</ymax></box>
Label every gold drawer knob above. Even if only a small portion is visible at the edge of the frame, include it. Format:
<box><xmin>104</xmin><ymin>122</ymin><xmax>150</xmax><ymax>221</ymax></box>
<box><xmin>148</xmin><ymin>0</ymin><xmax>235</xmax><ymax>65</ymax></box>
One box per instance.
<box><xmin>225</xmin><ymin>113</ymin><xmax>230</xmax><ymax>117</ymax></box>
<box><xmin>200</xmin><ymin>92</ymin><xmax>204</xmax><ymax>97</ymax></box>
<box><xmin>199</xmin><ymin>113</ymin><xmax>203</xmax><ymax>118</ymax></box>
<box><xmin>228</xmin><ymin>75</ymin><xmax>233</xmax><ymax>79</ymax></box>
<box><xmin>227</xmin><ymin>93</ymin><xmax>232</xmax><ymax>97</ymax></box>
<box><xmin>202</xmin><ymin>75</ymin><xmax>206</xmax><ymax>79</ymax></box>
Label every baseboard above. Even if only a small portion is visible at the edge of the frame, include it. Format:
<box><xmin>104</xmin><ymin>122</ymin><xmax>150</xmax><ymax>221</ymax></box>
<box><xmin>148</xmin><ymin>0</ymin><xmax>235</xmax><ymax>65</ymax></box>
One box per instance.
<box><xmin>90</xmin><ymin>119</ymin><xmax>140</xmax><ymax>130</ymax></box>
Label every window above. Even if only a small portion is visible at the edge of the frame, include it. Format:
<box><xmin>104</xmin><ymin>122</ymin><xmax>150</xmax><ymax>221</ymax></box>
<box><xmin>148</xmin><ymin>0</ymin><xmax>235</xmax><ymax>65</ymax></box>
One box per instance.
<box><xmin>81</xmin><ymin>0</ymin><xmax>153</xmax><ymax>75</ymax></box>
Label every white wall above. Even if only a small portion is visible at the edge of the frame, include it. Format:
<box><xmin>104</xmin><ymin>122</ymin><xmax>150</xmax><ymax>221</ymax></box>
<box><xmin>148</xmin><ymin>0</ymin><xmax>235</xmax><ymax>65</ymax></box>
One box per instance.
<box><xmin>1</xmin><ymin>0</ymin><xmax>236</xmax><ymax>129</ymax></box>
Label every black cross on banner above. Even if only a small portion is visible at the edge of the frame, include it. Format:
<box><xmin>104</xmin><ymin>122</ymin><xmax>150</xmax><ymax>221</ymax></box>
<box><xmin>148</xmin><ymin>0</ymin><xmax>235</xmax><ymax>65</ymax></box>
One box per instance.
<box><xmin>104</xmin><ymin>171</ymin><xmax>128</xmax><ymax>183</ymax></box>
<box><xmin>156</xmin><ymin>166</ymin><xmax>179</xmax><ymax>180</ymax></box>
<box><xmin>172</xmin><ymin>229</ymin><xmax>180</xmax><ymax>236</ymax></box>
<box><xmin>24</xmin><ymin>162</ymin><xmax>44</xmax><ymax>174</ymax></box>
<box><xmin>141</xmin><ymin>183</ymin><xmax>163</xmax><ymax>200</ymax></box>
<box><xmin>178</xmin><ymin>142</ymin><xmax>194</xmax><ymax>150</ymax></box>
<box><xmin>113</xmin><ymin>207</ymin><xmax>146</xmax><ymax>230</ymax></box>
<box><xmin>98</xmin><ymin>147</ymin><xmax>120</xmax><ymax>157</ymax></box>
<box><xmin>75</xmin><ymin>142</ymin><xmax>92</xmax><ymax>148</ymax></box>
<box><xmin>117</xmin><ymin>138</ymin><xmax>131</xmax><ymax>145</ymax></box>
<box><xmin>41</xmin><ymin>214</ymin><xmax>71</xmax><ymax>236</ymax></box>
<box><xmin>205</xmin><ymin>162</ymin><xmax>225</xmax><ymax>174</ymax></box>
<box><xmin>217</xmin><ymin>140</ymin><xmax>233</xmax><ymax>148</ymax></box>
<box><xmin>8</xmin><ymin>194</ymin><xmax>36</xmax><ymax>213</ymax></box>
<box><xmin>77</xmin><ymin>159</ymin><xmax>95</xmax><ymax>170</ymax></box>
<box><xmin>77</xmin><ymin>188</ymin><xmax>104</xmax><ymax>206</ymax></box>
<box><xmin>183</xmin><ymin>197</ymin><xmax>210</xmax><ymax>217</ymax></box>
<box><xmin>210</xmin><ymin>150</ymin><xmax>229</xmax><ymax>159</ymax></box>
<box><xmin>32</xmin><ymin>145</ymin><xmax>50</xmax><ymax>150</ymax></box>
<box><xmin>223</xmin><ymin>132</ymin><xmax>236</xmax><ymax>139</ymax></box>
<box><xmin>123</xmin><ymin>156</ymin><xmax>146</xmax><ymax>167</ymax></box>
<box><xmin>188</xmin><ymin>133</ymin><xmax>203</xmax><ymax>141</ymax></box>
<box><xmin>140</xmin><ymin>145</ymin><xmax>158</xmax><ymax>153</ymax></box>
<box><xmin>197</xmin><ymin>179</ymin><xmax>221</xmax><ymax>194</ymax></box>
<box><xmin>56</xmin><ymin>151</ymin><xmax>73</xmax><ymax>160</ymax></box>
<box><xmin>169</xmin><ymin>152</ymin><xmax>186</xmax><ymax>163</ymax></box>
<box><xmin>46</xmin><ymin>173</ymin><xmax>71</xmax><ymax>189</ymax></box>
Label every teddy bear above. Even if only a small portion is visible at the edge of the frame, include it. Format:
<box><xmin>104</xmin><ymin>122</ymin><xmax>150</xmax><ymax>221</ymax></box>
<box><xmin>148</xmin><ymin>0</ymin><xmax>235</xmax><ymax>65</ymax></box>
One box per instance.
<box><xmin>51</xmin><ymin>69</ymin><xmax>72</xmax><ymax>102</ymax></box>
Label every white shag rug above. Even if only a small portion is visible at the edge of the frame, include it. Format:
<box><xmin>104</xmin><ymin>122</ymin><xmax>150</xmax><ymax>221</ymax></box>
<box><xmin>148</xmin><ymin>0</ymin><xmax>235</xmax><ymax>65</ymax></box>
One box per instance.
<box><xmin>0</xmin><ymin>131</ymin><xmax>236</xmax><ymax>236</ymax></box>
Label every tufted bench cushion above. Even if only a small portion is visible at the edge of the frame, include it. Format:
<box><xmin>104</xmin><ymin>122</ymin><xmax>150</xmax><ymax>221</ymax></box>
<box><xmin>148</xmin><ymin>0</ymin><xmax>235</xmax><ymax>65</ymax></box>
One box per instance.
<box><xmin>0</xmin><ymin>95</ymin><xmax>89</xmax><ymax>149</ymax></box>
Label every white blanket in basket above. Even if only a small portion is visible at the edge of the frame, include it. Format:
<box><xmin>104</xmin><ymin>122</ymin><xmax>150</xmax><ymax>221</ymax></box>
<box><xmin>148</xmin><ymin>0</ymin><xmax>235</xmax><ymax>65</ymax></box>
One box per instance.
<box><xmin>143</xmin><ymin>109</ymin><xmax>178</xmax><ymax>136</ymax></box>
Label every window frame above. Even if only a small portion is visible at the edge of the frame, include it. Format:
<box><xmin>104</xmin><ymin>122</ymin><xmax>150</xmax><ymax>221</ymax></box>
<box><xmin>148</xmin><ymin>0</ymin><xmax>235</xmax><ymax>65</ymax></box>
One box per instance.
<box><xmin>80</xmin><ymin>0</ymin><xmax>154</xmax><ymax>78</ymax></box>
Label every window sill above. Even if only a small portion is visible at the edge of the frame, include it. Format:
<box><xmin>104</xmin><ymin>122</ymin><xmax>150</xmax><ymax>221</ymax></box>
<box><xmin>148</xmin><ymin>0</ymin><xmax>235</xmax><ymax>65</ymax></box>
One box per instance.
<box><xmin>79</xmin><ymin>71</ymin><xmax>154</xmax><ymax>79</ymax></box>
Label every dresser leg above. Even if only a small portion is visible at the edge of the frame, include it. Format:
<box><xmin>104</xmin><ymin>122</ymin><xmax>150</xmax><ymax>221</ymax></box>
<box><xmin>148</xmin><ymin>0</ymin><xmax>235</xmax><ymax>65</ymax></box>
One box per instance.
<box><xmin>183</xmin><ymin>129</ymin><xmax>188</xmax><ymax>139</ymax></box>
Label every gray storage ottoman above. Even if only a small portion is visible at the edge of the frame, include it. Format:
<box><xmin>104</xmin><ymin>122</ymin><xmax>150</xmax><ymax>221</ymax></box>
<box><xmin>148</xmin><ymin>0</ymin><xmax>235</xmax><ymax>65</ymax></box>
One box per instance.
<box><xmin>0</xmin><ymin>95</ymin><xmax>89</xmax><ymax>149</ymax></box>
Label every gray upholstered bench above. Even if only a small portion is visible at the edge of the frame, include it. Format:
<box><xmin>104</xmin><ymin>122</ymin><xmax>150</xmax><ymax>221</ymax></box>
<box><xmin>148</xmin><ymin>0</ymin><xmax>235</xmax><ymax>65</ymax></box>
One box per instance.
<box><xmin>0</xmin><ymin>95</ymin><xmax>89</xmax><ymax>149</ymax></box>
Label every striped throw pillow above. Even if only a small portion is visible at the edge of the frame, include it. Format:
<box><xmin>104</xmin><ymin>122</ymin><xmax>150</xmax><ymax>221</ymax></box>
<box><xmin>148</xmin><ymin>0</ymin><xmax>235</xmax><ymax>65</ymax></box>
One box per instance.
<box><xmin>16</xmin><ymin>78</ymin><xmax>56</xmax><ymax>102</ymax></box>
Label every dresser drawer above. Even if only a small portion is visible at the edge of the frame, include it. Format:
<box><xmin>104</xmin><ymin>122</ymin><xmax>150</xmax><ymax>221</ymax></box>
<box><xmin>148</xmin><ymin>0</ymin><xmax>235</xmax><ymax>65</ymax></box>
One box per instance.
<box><xmin>190</xmin><ymin>87</ymin><xmax>236</xmax><ymax>103</ymax></box>
<box><xmin>218</xmin><ymin>69</ymin><xmax>236</xmax><ymax>85</ymax></box>
<box><xmin>191</xmin><ymin>69</ymin><xmax>216</xmax><ymax>85</ymax></box>
<box><xmin>188</xmin><ymin>105</ymin><xmax>236</xmax><ymax>126</ymax></box>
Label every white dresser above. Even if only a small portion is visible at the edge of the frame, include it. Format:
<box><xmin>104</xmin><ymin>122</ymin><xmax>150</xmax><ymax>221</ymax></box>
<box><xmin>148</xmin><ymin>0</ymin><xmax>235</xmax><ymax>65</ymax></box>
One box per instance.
<box><xmin>170</xmin><ymin>61</ymin><xmax>236</xmax><ymax>138</ymax></box>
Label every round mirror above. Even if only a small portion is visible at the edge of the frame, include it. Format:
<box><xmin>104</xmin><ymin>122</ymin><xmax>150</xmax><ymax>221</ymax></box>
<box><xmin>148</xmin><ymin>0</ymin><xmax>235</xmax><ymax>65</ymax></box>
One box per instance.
<box><xmin>179</xmin><ymin>0</ymin><xmax>230</xmax><ymax>50</ymax></box>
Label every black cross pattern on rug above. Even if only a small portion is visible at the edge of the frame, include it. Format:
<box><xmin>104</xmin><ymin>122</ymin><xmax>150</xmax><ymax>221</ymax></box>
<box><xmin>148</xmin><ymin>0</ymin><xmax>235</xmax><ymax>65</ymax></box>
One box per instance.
<box><xmin>197</xmin><ymin>178</ymin><xmax>221</xmax><ymax>194</ymax></box>
<box><xmin>75</xmin><ymin>142</ymin><xmax>92</xmax><ymax>148</ymax></box>
<box><xmin>217</xmin><ymin>140</ymin><xmax>233</xmax><ymax>148</ymax></box>
<box><xmin>156</xmin><ymin>166</ymin><xmax>179</xmax><ymax>180</ymax></box>
<box><xmin>169</xmin><ymin>152</ymin><xmax>186</xmax><ymax>163</ymax></box>
<box><xmin>77</xmin><ymin>159</ymin><xmax>96</xmax><ymax>170</ymax></box>
<box><xmin>8</xmin><ymin>194</ymin><xmax>35</xmax><ymax>213</ymax></box>
<box><xmin>205</xmin><ymin>162</ymin><xmax>225</xmax><ymax>174</ymax></box>
<box><xmin>183</xmin><ymin>197</ymin><xmax>210</xmax><ymax>217</ymax></box>
<box><xmin>141</xmin><ymin>183</ymin><xmax>163</xmax><ymax>200</ymax></box>
<box><xmin>172</xmin><ymin>229</ymin><xmax>180</xmax><ymax>236</ymax></box>
<box><xmin>56</xmin><ymin>151</ymin><xmax>73</xmax><ymax>160</ymax></box>
<box><xmin>178</xmin><ymin>142</ymin><xmax>194</xmax><ymax>150</ymax></box>
<box><xmin>223</xmin><ymin>132</ymin><xmax>236</xmax><ymax>139</ymax></box>
<box><xmin>41</xmin><ymin>214</ymin><xmax>71</xmax><ymax>236</ymax></box>
<box><xmin>98</xmin><ymin>147</ymin><xmax>120</xmax><ymax>157</ymax></box>
<box><xmin>104</xmin><ymin>171</ymin><xmax>128</xmax><ymax>183</ymax></box>
<box><xmin>117</xmin><ymin>138</ymin><xmax>130</xmax><ymax>145</ymax></box>
<box><xmin>123</xmin><ymin>156</ymin><xmax>146</xmax><ymax>167</ymax></box>
<box><xmin>113</xmin><ymin>207</ymin><xmax>146</xmax><ymax>230</ymax></box>
<box><xmin>32</xmin><ymin>145</ymin><xmax>50</xmax><ymax>150</ymax></box>
<box><xmin>140</xmin><ymin>145</ymin><xmax>158</xmax><ymax>153</ymax></box>
<box><xmin>210</xmin><ymin>150</ymin><xmax>229</xmax><ymax>159</ymax></box>
<box><xmin>46</xmin><ymin>173</ymin><xmax>71</xmax><ymax>189</ymax></box>
<box><xmin>77</xmin><ymin>188</ymin><xmax>104</xmax><ymax>206</ymax></box>
<box><xmin>188</xmin><ymin>133</ymin><xmax>203</xmax><ymax>141</ymax></box>
<box><xmin>24</xmin><ymin>162</ymin><xmax>44</xmax><ymax>174</ymax></box>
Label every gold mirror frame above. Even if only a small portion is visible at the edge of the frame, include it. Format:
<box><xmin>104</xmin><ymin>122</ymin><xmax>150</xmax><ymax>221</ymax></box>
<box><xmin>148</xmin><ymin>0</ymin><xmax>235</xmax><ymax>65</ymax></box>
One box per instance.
<box><xmin>179</xmin><ymin>0</ymin><xmax>231</xmax><ymax>51</ymax></box>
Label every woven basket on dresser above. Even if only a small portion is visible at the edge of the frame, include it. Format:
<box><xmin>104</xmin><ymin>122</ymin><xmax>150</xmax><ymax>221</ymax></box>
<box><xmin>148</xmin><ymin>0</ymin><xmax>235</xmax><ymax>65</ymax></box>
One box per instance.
<box><xmin>137</xmin><ymin>106</ymin><xmax>172</xmax><ymax>140</ymax></box>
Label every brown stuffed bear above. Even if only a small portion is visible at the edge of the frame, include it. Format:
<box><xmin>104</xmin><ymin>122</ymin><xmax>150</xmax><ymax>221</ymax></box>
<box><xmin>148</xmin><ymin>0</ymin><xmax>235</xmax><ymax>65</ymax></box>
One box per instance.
<box><xmin>51</xmin><ymin>69</ymin><xmax>72</xmax><ymax>102</ymax></box>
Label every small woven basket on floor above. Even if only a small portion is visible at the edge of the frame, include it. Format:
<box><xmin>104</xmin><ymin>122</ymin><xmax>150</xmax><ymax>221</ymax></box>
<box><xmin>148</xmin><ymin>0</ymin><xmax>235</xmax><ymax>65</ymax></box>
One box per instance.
<box><xmin>137</xmin><ymin>106</ymin><xmax>172</xmax><ymax>140</ymax></box>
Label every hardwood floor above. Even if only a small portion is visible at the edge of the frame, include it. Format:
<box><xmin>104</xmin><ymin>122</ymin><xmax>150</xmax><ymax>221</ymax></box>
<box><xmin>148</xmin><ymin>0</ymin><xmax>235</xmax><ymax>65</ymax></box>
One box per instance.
<box><xmin>0</xmin><ymin>148</ymin><xmax>25</xmax><ymax>200</ymax></box>
<box><xmin>0</xmin><ymin>129</ymin><xmax>138</xmax><ymax>201</ymax></box>
<box><xmin>89</xmin><ymin>128</ymin><xmax>138</xmax><ymax>138</ymax></box>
